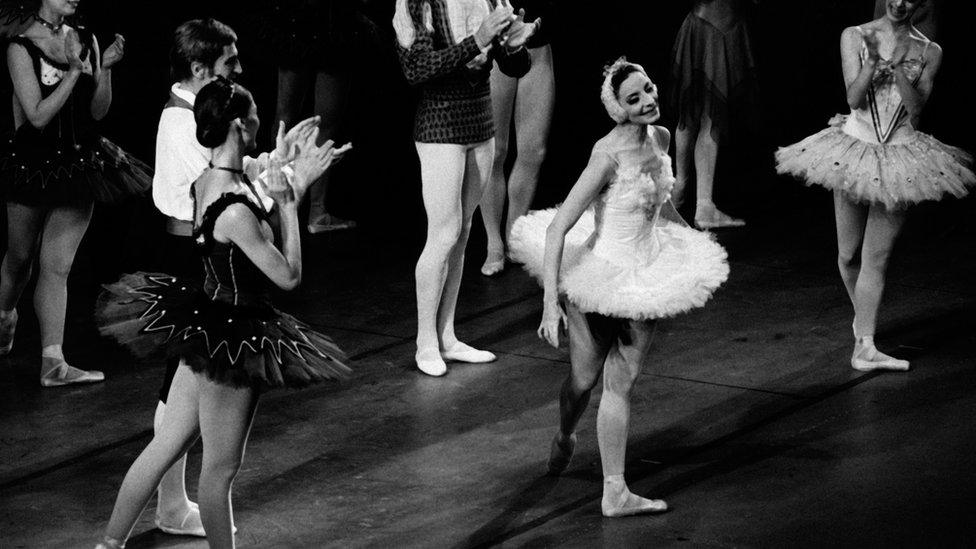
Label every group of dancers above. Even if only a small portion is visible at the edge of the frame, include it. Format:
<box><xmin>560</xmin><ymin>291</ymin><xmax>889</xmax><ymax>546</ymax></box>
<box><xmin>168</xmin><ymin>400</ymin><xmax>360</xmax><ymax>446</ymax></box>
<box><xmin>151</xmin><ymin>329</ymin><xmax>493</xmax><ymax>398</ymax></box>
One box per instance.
<box><xmin>0</xmin><ymin>0</ymin><xmax>972</xmax><ymax>547</ymax></box>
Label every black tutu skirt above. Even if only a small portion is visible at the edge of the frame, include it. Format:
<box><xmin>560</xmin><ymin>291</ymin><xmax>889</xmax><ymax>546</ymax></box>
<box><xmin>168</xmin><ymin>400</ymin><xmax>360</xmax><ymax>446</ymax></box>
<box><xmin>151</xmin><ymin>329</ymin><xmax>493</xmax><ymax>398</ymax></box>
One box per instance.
<box><xmin>0</xmin><ymin>129</ymin><xmax>152</xmax><ymax>206</ymax></box>
<box><xmin>248</xmin><ymin>0</ymin><xmax>382</xmax><ymax>71</ymax></box>
<box><xmin>96</xmin><ymin>273</ymin><xmax>350</xmax><ymax>390</ymax></box>
<box><xmin>668</xmin><ymin>11</ymin><xmax>759</xmax><ymax>134</ymax></box>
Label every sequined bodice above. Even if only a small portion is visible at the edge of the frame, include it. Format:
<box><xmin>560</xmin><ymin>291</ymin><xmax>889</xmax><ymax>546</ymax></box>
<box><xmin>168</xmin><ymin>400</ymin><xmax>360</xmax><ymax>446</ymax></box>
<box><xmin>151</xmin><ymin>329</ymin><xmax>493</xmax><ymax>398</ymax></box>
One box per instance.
<box><xmin>589</xmin><ymin>134</ymin><xmax>676</xmax><ymax>266</ymax></box>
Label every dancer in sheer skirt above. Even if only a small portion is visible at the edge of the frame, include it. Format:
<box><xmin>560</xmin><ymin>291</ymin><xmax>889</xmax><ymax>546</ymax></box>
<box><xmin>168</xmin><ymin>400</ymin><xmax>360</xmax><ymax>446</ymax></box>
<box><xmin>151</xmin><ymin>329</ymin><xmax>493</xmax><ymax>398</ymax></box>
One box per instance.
<box><xmin>775</xmin><ymin>0</ymin><xmax>974</xmax><ymax>371</ymax></box>
<box><xmin>509</xmin><ymin>58</ymin><xmax>728</xmax><ymax>516</ymax></box>
<box><xmin>94</xmin><ymin>78</ymin><xmax>350</xmax><ymax>549</ymax></box>
<box><xmin>0</xmin><ymin>0</ymin><xmax>147</xmax><ymax>386</ymax></box>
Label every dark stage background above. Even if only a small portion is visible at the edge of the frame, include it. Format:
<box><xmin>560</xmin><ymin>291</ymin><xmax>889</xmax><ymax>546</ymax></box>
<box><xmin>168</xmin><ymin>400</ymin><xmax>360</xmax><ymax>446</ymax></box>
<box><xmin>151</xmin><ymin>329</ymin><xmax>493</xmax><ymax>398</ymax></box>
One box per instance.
<box><xmin>2</xmin><ymin>0</ymin><xmax>975</xmax><ymax>286</ymax></box>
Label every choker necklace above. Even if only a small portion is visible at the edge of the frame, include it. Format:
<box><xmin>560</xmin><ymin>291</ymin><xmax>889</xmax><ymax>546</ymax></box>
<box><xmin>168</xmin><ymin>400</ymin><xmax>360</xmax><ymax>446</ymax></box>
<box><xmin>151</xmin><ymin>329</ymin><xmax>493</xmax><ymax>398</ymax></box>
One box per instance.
<box><xmin>35</xmin><ymin>14</ymin><xmax>64</xmax><ymax>33</ymax></box>
<box><xmin>209</xmin><ymin>162</ymin><xmax>244</xmax><ymax>175</ymax></box>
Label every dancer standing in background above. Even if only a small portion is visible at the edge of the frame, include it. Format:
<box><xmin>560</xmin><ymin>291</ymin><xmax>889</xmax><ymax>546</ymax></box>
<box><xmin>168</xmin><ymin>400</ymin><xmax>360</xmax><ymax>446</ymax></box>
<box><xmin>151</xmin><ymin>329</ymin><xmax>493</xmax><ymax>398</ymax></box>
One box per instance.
<box><xmin>255</xmin><ymin>0</ymin><xmax>377</xmax><ymax>233</ymax></box>
<box><xmin>509</xmin><ymin>59</ymin><xmax>728</xmax><ymax>516</ymax></box>
<box><xmin>776</xmin><ymin>0</ymin><xmax>974</xmax><ymax>371</ymax></box>
<box><xmin>150</xmin><ymin>18</ymin><xmax>319</xmax><ymax>538</ymax></box>
<box><xmin>393</xmin><ymin>0</ymin><xmax>536</xmax><ymax>376</ymax></box>
<box><xmin>669</xmin><ymin>0</ymin><xmax>758</xmax><ymax>229</ymax></box>
<box><xmin>0</xmin><ymin>0</ymin><xmax>146</xmax><ymax>386</ymax></box>
<box><xmin>478</xmin><ymin>0</ymin><xmax>550</xmax><ymax>276</ymax></box>
<box><xmin>96</xmin><ymin>78</ymin><xmax>349</xmax><ymax>549</ymax></box>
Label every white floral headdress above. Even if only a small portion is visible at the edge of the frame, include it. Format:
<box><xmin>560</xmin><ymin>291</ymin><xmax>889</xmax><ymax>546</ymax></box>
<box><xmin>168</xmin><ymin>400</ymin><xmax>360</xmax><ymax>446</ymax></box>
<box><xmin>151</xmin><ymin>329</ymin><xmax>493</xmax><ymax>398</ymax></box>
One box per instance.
<box><xmin>601</xmin><ymin>57</ymin><xmax>648</xmax><ymax>123</ymax></box>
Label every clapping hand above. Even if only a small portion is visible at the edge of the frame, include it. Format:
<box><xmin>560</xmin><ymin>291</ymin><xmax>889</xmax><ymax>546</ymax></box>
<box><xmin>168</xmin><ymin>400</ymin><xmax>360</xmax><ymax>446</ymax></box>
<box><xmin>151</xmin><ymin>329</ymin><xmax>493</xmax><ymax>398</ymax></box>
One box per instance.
<box><xmin>64</xmin><ymin>28</ymin><xmax>86</xmax><ymax>70</ymax></box>
<box><xmin>862</xmin><ymin>28</ymin><xmax>882</xmax><ymax>64</ymax></box>
<box><xmin>257</xmin><ymin>157</ymin><xmax>295</xmax><ymax>207</ymax></box>
<box><xmin>890</xmin><ymin>39</ymin><xmax>910</xmax><ymax>67</ymax></box>
<box><xmin>498</xmin><ymin>2</ymin><xmax>538</xmax><ymax>50</ymax></box>
<box><xmin>474</xmin><ymin>2</ymin><xmax>516</xmax><ymax>49</ymax></box>
<box><xmin>101</xmin><ymin>34</ymin><xmax>125</xmax><ymax>69</ymax></box>
<box><xmin>291</xmin><ymin>129</ymin><xmax>353</xmax><ymax>200</ymax></box>
<box><xmin>274</xmin><ymin>116</ymin><xmax>320</xmax><ymax>164</ymax></box>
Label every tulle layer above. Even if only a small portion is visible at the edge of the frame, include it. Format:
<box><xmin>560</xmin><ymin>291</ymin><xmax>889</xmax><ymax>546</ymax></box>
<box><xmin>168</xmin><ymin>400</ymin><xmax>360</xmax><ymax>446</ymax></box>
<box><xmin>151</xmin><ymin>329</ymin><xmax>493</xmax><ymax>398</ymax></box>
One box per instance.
<box><xmin>668</xmin><ymin>12</ymin><xmax>759</xmax><ymax>133</ymax></box>
<box><xmin>509</xmin><ymin>209</ymin><xmax>730</xmax><ymax>320</ymax></box>
<box><xmin>97</xmin><ymin>273</ymin><xmax>350</xmax><ymax>389</ymax></box>
<box><xmin>775</xmin><ymin>123</ymin><xmax>975</xmax><ymax>209</ymax></box>
<box><xmin>0</xmin><ymin>133</ymin><xmax>152</xmax><ymax>206</ymax></box>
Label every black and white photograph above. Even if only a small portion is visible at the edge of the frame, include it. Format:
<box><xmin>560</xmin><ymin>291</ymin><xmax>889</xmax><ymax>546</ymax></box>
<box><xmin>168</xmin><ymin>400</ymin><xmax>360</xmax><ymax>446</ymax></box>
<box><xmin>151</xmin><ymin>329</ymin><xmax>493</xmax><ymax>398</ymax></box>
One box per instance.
<box><xmin>1</xmin><ymin>0</ymin><xmax>974</xmax><ymax>547</ymax></box>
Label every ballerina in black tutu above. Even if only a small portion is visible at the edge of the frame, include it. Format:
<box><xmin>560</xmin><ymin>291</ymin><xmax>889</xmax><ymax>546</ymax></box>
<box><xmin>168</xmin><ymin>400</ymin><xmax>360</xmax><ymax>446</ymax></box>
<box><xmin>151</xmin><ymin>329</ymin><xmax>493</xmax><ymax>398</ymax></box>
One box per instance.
<box><xmin>0</xmin><ymin>0</ymin><xmax>147</xmax><ymax>386</ymax></box>
<box><xmin>95</xmin><ymin>77</ymin><xmax>350</xmax><ymax>549</ymax></box>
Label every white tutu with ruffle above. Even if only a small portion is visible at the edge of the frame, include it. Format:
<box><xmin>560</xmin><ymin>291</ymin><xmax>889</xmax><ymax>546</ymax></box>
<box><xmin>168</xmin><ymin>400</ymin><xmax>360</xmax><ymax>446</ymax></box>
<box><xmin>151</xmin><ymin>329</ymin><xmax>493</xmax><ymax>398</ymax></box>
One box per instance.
<box><xmin>509</xmin><ymin>207</ymin><xmax>729</xmax><ymax>320</ymax></box>
<box><xmin>776</xmin><ymin>114</ymin><xmax>975</xmax><ymax>210</ymax></box>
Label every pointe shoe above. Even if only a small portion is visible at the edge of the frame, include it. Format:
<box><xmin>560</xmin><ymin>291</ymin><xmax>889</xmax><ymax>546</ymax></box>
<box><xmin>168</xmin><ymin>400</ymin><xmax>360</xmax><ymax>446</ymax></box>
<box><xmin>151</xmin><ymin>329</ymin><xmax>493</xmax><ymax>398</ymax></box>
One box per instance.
<box><xmin>416</xmin><ymin>348</ymin><xmax>448</xmax><ymax>377</ymax></box>
<box><xmin>440</xmin><ymin>342</ymin><xmax>496</xmax><ymax>363</ymax></box>
<box><xmin>480</xmin><ymin>249</ymin><xmax>506</xmax><ymax>276</ymax></box>
<box><xmin>156</xmin><ymin>503</ymin><xmax>206</xmax><ymax>537</ymax></box>
<box><xmin>546</xmin><ymin>432</ymin><xmax>577</xmax><ymax>476</ymax></box>
<box><xmin>601</xmin><ymin>491</ymin><xmax>668</xmax><ymax>518</ymax></box>
<box><xmin>0</xmin><ymin>311</ymin><xmax>16</xmax><ymax>355</ymax></box>
<box><xmin>40</xmin><ymin>358</ymin><xmax>105</xmax><ymax>387</ymax></box>
<box><xmin>95</xmin><ymin>536</ymin><xmax>125</xmax><ymax>549</ymax></box>
<box><xmin>694</xmin><ymin>205</ymin><xmax>746</xmax><ymax>230</ymax></box>
<box><xmin>851</xmin><ymin>342</ymin><xmax>910</xmax><ymax>372</ymax></box>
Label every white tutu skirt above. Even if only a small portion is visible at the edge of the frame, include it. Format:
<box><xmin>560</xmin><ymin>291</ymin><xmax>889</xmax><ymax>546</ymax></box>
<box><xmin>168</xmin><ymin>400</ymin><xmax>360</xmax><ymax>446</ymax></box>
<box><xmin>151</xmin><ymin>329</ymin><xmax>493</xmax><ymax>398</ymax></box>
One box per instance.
<box><xmin>509</xmin><ymin>209</ymin><xmax>730</xmax><ymax>320</ymax></box>
<box><xmin>775</xmin><ymin>118</ymin><xmax>975</xmax><ymax>209</ymax></box>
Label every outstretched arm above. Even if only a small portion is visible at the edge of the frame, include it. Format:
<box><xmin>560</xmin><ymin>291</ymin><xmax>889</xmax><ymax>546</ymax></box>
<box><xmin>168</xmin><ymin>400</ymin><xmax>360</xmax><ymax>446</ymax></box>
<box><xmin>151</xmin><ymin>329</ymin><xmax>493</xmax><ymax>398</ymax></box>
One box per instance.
<box><xmin>538</xmin><ymin>148</ymin><xmax>615</xmax><ymax>347</ymax></box>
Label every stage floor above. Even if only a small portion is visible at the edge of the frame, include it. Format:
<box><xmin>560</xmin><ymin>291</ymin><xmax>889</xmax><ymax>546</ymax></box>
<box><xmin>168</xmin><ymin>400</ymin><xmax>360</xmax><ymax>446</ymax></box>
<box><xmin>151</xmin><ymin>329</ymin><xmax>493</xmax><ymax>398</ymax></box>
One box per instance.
<box><xmin>2</xmin><ymin>199</ymin><xmax>975</xmax><ymax>548</ymax></box>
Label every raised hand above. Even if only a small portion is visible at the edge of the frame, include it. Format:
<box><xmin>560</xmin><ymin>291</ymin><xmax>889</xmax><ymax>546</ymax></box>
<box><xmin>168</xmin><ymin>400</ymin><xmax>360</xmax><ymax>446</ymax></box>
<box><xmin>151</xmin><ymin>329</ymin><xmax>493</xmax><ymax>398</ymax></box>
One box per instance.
<box><xmin>291</xmin><ymin>132</ymin><xmax>350</xmax><ymax>201</ymax></box>
<box><xmin>256</xmin><ymin>158</ymin><xmax>296</xmax><ymax>207</ymax></box>
<box><xmin>537</xmin><ymin>298</ymin><xmax>567</xmax><ymax>348</ymax></box>
<box><xmin>500</xmin><ymin>10</ymin><xmax>539</xmax><ymax>50</ymax></box>
<box><xmin>862</xmin><ymin>28</ymin><xmax>881</xmax><ymax>64</ymax></box>
<box><xmin>101</xmin><ymin>33</ymin><xmax>125</xmax><ymax>69</ymax></box>
<box><xmin>64</xmin><ymin>28</ymin><xmax>85</xmax><ymax>70</ymax></box>
<box><xmin>274</xmin><ymin>116</ymin><xmax>320</xmax><ymax>164</ymax></box>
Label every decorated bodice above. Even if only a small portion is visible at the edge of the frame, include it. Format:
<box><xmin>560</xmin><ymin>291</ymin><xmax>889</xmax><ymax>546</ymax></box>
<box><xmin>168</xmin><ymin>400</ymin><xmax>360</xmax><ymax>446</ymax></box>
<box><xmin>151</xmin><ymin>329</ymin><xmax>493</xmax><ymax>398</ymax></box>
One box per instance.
<box><xmin>10</xmin><ymin>31</ymin><xmax>97</xmax><ymax>144</ymax></box>
<box><xmin>589</xmin><ymin>130</ymin><xmax>676</xmax><ymax>265</ymax></box>
<box><xmin>847</xmin><ymin>26</ymin><xmax>930</xmax><ymax>144</ymax></box>
<box><xmin>193</xmin><ymin>192</ymin><xmax>274</xmax><ymax>309</ymax></box>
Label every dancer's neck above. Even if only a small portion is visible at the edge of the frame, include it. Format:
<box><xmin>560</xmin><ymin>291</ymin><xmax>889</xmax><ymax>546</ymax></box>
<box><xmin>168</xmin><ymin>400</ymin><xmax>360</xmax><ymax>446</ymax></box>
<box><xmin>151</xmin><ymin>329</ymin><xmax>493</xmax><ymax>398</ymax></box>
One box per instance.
<box><xmin>210</xmin><ymin>143</ymin><xmax>243</xmax><ymax>173</ymax></box>
<box><xmin>617</xmin><ymin>122</ymin><xmax>650</xmax><ymax>144</ymax></box>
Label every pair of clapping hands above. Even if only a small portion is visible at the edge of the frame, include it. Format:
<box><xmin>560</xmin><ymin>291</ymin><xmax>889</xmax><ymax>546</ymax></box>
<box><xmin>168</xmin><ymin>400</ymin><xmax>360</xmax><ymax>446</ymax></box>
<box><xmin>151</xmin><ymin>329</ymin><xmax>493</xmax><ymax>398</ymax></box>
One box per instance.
<box><xmin>259</xmin><ymin>116</ymin><xmax>353</xmax><ymax>207</ymax></box>
<box><xmin>61</xmin><ymin>29</ymin><xmax>125</xmax><ymax>71</ymax></box>
<box><xmin>474</xmin><ymin>0</ymin><xmax>540</xmax><ymax>51</ymax></box>
<box><xmin>862</xmin><ymin>28</ymin><xmax>913</xmax><ymax>68</ymax></box>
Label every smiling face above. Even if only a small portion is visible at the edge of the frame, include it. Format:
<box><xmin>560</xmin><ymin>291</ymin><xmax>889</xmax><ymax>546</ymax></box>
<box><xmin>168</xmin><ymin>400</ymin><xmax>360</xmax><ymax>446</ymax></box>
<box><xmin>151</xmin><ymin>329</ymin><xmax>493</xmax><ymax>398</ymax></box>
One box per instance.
<box><xmin>211</xmin><ymin>44</ymin><xmax>242</xmax><ymax>81</ymax></box>
<box><xmin>42</xmin><ymin>0</ymin><xmax>80</xmax><ymax>18</ymax></box>
<box><xmin>884</xmin><ymin>0</ymin><xmax>924</xmax><ymax>23</ymax></box>
<box><xmin>616</xmin><ymin>71</ymin><xmax>661</xmax><ymax>125</ymax></box>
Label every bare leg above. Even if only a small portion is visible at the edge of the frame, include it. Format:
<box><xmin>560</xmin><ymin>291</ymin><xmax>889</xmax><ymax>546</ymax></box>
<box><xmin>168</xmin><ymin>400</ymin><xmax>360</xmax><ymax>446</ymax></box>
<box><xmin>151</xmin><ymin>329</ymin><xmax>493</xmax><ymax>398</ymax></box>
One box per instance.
<box><xmin>154</xmin><ymin>400</ymin><xmax>202</xmax><ymax>536</ymax></box>
<box><xmin>414</xmin><ymin>143</ymin><xmax>467</xmax><ymax>375</ymax></box>
<box><xmin>833</xmin><ymin>191</ymin><xmax>868</xmax><ymax>303</ymax></box>
<box><xmin>437</xmin><ymin>140</ymin><xmax>495</xmax><ymax>363</ymax></box>
<box><xmin>0</xmin><ymin>203</ymin><xmax>45</xmax><ymax>354</ymax></box>
<box><xmin>693</xmin><ymin>112</ymin><xmax>744</xmax><ymax>228</ymax></box>
<box><xmin>598</xmin><ymin>319</ymin><xmax>667</xmax><ymax>516</ymax></box>
<box><xmin>547</xmin><ymin>302</ymin><xmax>614</xmax><ymax>475</ymax></box>
<box><xmin>307</xmin><ymin>71</ymin><xmax>354</xmax><ymax>232</ymax></box>
<box><xmin>104</xmin><ymin>364</ymin><xmax>202</xmax><ymax>543</ymax></box>
<box><xmin>34</xmin><ymin>202</ymin><xmax>103</xmax><ymax>386</ymax></box>
<box><xmin>479</xmin><ymin>60</ymin><xmax>517</xmax><ymax>275</ymax></box>
<box><xmin>196</xmin><ymin>376</ymin><xmax>259</xmax><ymax>549</ymax></box>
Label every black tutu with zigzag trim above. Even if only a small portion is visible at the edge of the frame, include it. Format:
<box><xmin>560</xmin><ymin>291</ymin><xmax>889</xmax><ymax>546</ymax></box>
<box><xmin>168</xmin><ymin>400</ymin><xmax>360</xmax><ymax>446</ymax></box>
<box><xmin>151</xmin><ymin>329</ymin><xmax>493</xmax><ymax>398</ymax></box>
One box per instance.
<box><xmin>96</xmin><ymin>272</ymin><xmax>350</xmax><ymax>390</ymax></box>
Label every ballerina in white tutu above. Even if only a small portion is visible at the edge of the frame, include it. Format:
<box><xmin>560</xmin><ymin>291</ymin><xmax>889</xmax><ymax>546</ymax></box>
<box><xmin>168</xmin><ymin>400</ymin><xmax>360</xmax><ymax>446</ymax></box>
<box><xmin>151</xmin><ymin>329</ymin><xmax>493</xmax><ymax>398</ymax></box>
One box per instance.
<box><xmin>775</xmin><ymin>0</ymin><xmax>974</xmax><ymax>371</ymax></box>
<box><xmin>509</xmin><ymin>58</ymin><xmax>728</xmax><ymax>516</ymax></box>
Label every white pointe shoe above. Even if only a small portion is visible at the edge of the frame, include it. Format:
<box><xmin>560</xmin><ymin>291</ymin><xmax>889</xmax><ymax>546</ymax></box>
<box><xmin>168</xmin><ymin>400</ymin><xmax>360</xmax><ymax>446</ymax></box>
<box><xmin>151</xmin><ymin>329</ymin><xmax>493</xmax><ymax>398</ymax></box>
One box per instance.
<box><xmin>851</xmin><ymin>341</ymin><xmax>910</xmax><ymax>372</ymax></box>
<box><xmin>480</xmin><ymin>248</ymin><xmax>505</xmax><ymax>276</ymax></box>
<box><xmin>694</xmin><ymin>203</ymin><xmax>746</xmax><ymax>229</ymax></box>
<box><xmin>601</xmin><ymin>492</ymin><xmax>669</xmax><ymax>517</ymax></box>
<box><xmin>156</xmin><ymin>502</ymin><xmax>206</xmax><ymax>537</ymax></box>
<box><xmin>416</xmin><ymin>348</ymin><xmax>448</xmax><ymax>377</ymax></box>
<box><xmin>40</xmin><ymin>358</ymin><xmax>105</xmax><ymax>387</ymax></box>
<box><xmin>440</xmin><ymin>342</ymin><xmax>496</xmax><ymax>363</ymax></box>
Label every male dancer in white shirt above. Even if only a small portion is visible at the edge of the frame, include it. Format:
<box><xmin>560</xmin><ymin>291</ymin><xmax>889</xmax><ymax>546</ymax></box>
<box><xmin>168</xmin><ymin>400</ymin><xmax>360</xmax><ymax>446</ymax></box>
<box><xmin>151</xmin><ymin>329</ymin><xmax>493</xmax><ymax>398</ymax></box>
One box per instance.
<box><xmin>151</xmin><ymin>18</ymin><xmax>318</xmax><ymax>537</ymax></box>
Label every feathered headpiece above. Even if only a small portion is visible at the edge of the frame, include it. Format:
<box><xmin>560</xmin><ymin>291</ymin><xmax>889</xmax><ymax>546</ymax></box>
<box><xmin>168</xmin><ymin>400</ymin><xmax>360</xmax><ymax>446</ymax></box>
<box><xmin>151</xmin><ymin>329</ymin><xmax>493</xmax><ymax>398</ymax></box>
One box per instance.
<box><xmin>600</xmin><ymin>57</ymin><xmax>648</xmax><ymax>123</ymax></box>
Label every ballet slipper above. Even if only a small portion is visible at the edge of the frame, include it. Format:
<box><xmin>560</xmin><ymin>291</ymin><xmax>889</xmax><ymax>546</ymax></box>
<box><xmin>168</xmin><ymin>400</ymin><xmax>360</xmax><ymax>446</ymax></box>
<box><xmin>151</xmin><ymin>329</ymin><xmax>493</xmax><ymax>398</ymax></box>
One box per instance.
<box><xmin>601</xmin><ymin>479</ymin><xmax>668</xmax><ymax>517</ymax></box>
<box><xmin>156</xmin><ymin>502</ymin><xmax>206</xmax><ymax>537</ymax></box>
<box><xmin>40</xmin><ymin>357</ymin><xmax>105</xmax><ymax>387</ymax></box>
<box><xmin>851</xmin><ymin>340</ymin><xmax>910</xmax><ymax>372</ymax></box>
<box><xmin>0</xmin><ymin>310</ymin><xmax>16</xmax><ymax>355</ymax></box>
<box><xmin>94</xmin><ymin>536</ymin><xmax>125</xmax><ymax>549</ymax></box>
<box><xmin>694</xmin><ymin>203</ymin><xmax>746</xmax><ymax>229</ymax></box>
<box><xmin>480</xmin><ymin>248</ymin><xmax>506</xmax><ymax>276</ymax></box>
<box><xmin>440</xmin><ymin>342</ymin><xmax>496</xmax><ymax>363</ymax></box>
<box><xmin>416</xmin><ymin>348</ymin><xmax>448</xmax><ymax>377</ymax></box>
<box><xmin>546</xmin><ymin>431</ymin><xmax>577</xmax><ymax>476</ymax></box>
